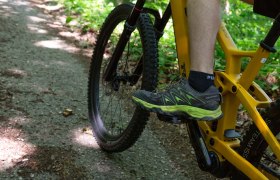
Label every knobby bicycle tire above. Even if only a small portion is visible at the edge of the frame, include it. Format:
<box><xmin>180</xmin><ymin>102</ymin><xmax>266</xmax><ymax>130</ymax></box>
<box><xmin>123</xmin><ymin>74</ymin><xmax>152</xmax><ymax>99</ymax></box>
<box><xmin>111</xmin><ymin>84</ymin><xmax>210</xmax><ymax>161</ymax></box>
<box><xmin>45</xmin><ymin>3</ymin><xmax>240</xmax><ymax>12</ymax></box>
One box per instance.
<box><xmin>231</xmin><ymin>99</ymin><xmax>280</xmax><ymax>179</ymax></box>
<box><xmin>88</xmin><ymin>4</ymin><xmax>158</xmax><ymax>152</ymax></box>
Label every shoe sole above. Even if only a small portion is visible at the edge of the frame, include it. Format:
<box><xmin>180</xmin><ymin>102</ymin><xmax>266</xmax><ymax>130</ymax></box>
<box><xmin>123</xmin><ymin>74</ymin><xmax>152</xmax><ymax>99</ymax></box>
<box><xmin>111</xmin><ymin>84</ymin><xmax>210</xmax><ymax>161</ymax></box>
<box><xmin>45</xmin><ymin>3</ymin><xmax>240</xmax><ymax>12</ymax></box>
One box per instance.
<box><xmin>132</xmin><ymin>96</ymin><xmax>223</xmax><ymax>121</ymax></box>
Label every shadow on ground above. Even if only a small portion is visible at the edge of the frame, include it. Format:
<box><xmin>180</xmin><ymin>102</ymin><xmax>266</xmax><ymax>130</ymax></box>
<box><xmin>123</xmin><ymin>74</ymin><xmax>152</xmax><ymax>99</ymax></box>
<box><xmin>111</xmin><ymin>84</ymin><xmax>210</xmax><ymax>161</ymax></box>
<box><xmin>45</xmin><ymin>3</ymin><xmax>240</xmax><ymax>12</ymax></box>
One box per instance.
<box><xmin>0</xmin><ymin>0</ymin><xmax>217</xmax><ymax>179</ymax></box>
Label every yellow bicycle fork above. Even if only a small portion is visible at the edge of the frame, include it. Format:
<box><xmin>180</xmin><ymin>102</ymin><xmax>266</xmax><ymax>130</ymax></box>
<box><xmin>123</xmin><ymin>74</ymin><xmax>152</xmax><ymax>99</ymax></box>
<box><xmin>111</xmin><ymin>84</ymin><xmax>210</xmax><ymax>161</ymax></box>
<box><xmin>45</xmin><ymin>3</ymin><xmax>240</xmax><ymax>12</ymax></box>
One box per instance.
<box><xmin>170</xmin><ymin>0</ymin><xmax>280</xmax><ymax>179</ymax></box>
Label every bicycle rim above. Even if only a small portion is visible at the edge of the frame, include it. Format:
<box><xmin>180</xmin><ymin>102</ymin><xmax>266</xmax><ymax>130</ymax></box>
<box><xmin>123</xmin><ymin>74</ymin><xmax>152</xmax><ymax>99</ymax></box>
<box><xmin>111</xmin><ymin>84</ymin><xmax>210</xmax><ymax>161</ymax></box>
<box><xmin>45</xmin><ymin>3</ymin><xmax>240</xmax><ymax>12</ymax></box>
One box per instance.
<box><xmin>88</xmin><ymin>4</ymin><xmax>158</xmax><ymax>152</ymax></box>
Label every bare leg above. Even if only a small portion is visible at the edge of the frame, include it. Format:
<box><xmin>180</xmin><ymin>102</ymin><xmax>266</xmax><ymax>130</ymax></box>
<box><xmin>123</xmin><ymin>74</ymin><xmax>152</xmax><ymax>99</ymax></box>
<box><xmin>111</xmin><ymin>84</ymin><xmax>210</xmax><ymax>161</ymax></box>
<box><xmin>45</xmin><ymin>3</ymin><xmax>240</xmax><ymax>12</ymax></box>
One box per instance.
<box><xmin>188</xmin><ymin>0</ymin><xmax>221</xmax><ymax>74</ymax></box>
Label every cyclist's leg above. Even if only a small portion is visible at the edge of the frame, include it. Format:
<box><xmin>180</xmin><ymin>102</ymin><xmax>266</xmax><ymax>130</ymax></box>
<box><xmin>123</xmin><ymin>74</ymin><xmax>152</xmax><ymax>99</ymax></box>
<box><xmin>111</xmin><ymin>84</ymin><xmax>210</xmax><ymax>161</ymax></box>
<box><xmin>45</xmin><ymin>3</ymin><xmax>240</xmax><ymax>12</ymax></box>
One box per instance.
<box><xmin>132</xmin><ymin>0</ymin><xmax>223</xmax><ymax>121</ymax></box>
<box><xmin>187</xmin><ymin>0</ymin><xmax>221</xmax><ymax>92</ymax></box>
<box><xmin>188</xmin><ymin>0</ymin><xmax>220</xmax><ymax>74</ymax></box>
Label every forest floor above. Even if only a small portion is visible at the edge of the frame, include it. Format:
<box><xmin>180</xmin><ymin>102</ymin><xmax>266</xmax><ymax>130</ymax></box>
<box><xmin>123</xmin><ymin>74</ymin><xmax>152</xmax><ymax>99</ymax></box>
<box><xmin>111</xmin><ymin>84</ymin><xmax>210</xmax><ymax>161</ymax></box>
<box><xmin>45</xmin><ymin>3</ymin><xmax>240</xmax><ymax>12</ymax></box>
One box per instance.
<box><xmin>0</xmin><ymin>0</ymin><xmax>223</xmax><ymax>179</ymax></box>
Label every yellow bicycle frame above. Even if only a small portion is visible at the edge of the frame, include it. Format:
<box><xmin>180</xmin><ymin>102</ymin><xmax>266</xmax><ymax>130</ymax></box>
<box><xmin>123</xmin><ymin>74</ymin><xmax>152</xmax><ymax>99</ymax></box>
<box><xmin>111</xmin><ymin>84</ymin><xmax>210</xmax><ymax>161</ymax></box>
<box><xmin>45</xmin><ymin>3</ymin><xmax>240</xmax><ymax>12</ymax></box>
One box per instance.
<box><xmin>170</xmin><ymin>0</ymin><xmax>280</xmax><ymax>179</ymax></box>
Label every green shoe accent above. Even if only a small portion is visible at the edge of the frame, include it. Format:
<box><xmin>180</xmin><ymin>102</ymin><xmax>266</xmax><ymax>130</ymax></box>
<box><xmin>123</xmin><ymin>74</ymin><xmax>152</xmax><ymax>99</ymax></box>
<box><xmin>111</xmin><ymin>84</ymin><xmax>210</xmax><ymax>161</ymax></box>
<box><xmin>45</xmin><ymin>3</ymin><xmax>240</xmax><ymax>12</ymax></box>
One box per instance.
<box><xmin>132</xmin><ymin>96</ymin><xmax>222</xmax><ymax>119</ymax></box>
<box><xmin>132</xmin><ymin>78</ymin><xmax>223</xmax><ymax>121</ymax></box>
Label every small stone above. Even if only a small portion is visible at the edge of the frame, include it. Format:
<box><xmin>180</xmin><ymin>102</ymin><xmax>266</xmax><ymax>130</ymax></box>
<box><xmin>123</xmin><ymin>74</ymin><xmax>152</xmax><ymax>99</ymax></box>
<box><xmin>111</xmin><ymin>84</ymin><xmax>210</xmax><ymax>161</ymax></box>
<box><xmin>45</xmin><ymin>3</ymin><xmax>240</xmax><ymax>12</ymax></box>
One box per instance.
<box><xmin>63</xmin><ymin>108</ymin><xmax>73</xmax><ymax>117</ymax></box>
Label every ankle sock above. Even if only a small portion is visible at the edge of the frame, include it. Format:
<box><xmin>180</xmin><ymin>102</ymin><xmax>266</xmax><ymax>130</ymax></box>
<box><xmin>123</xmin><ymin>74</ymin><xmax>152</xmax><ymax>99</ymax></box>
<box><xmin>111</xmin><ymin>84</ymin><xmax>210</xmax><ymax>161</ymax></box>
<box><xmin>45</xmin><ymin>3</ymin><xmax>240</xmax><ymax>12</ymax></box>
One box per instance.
<box><xmin>188</xmin><ymin>70</ymin><xmax>214</xmax><ymax>92</ymax></box>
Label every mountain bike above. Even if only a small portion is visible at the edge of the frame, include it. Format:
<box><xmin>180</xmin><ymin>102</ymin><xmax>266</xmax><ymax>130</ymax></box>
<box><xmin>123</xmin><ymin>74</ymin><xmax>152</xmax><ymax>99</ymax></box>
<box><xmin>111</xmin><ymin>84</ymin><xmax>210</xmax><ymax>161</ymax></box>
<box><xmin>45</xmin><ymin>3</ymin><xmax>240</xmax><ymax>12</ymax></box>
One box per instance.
<box><xmin>88</xmin><ymin>0</ymin><xmax>280</xmax><ymax>179</ymax></box>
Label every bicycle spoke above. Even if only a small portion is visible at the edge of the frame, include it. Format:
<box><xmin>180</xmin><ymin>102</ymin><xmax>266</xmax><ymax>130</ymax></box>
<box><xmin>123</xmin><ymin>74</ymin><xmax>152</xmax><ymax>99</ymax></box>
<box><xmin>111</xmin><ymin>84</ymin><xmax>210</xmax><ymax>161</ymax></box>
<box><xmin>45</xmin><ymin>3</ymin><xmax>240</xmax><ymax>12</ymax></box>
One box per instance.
<box><xmin>88</xmin><ymin>4</ymin><xmax>157</xmax><ymax>152</ymax></box>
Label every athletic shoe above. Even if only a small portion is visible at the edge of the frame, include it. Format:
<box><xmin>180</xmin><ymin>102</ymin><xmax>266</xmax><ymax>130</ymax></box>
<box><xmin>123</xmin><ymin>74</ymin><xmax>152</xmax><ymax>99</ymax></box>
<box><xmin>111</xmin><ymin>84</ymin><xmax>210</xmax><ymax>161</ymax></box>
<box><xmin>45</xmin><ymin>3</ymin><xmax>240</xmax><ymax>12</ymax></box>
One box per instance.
<box><xmin>132</xmin><ymin>78</ymin><xmax>223</xmax><ymax>121</ymax></box>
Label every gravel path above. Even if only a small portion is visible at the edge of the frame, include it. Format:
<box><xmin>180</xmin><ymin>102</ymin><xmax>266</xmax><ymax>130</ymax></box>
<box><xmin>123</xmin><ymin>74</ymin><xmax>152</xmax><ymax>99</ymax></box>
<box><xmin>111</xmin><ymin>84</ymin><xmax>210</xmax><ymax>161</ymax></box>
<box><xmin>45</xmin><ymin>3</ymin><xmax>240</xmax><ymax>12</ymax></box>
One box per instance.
<box><xmin>0</xmin><ymin>0</ymin><xmax>217</xmax><ymax>179</ymax></box>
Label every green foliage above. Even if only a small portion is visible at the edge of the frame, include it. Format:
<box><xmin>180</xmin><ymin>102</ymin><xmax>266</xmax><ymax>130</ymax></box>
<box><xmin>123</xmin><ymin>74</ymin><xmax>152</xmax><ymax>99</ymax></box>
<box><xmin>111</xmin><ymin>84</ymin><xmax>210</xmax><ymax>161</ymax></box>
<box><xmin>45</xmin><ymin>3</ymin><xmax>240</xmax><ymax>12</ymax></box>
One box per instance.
<box><xmin>57</xmin><ymin>0</ymin><xmax>280</xmax><ymax>92</ymax></box>
<box><xmin>222</xmin><ymin>0</ymin><xmax>280</xmax><ymax>94</ymax></box>
<box><xmin>222</xmin><ymin>1</ymin><xmax>280</xmax><ymax>77</ymax></box>
<box><xmin>60</xmin><ymin>0</ymin><xmax>115</xmax><ymax>31</ymax></box>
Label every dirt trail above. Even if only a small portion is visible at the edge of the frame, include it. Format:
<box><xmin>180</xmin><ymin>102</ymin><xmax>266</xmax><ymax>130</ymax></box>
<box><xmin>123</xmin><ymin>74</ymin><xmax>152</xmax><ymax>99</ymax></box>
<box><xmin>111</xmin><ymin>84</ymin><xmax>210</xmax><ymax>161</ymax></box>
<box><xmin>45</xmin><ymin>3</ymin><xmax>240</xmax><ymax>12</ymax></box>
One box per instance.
<box><xmin>0</xmin><ymin>0</ymin><xmax>217</xmax><ymax>179</ymax></box>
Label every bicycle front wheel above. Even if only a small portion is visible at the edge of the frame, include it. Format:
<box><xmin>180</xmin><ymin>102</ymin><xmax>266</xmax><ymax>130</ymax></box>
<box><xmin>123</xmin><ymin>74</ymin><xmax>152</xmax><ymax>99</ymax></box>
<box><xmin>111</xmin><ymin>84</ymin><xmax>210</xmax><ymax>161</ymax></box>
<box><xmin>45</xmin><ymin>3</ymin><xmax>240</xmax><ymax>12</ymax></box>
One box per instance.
<box><xmin>88</xmin><ymin>4</ymin><xmax>158</xmax><ymax>152</ymax></box>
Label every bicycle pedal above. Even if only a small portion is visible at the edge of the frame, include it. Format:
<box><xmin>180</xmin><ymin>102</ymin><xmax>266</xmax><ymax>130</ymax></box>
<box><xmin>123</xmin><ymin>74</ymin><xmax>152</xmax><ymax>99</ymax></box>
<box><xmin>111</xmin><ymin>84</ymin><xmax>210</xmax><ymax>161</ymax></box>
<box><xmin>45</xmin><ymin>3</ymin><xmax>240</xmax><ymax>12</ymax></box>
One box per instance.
<box><xmin>157</xmin><ymin>114</ymin><xmax>181</xmax><ymax>124</ymax></box>
<box><xmin>224</xmin><ymin>129</ymin><xmax>241</xmax><ymax>138</ymax></box>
